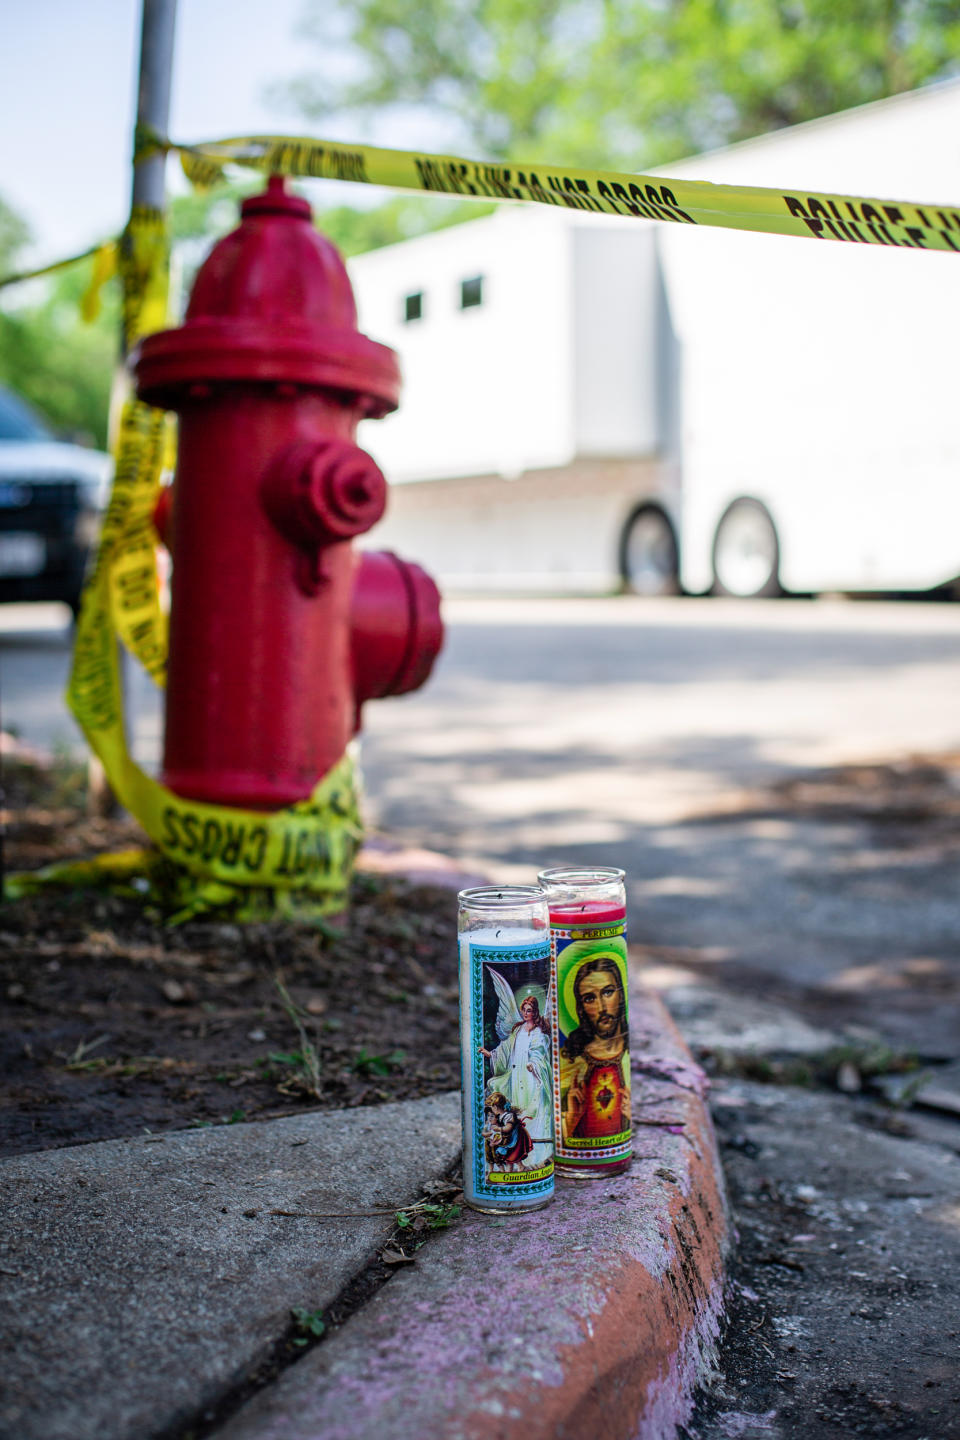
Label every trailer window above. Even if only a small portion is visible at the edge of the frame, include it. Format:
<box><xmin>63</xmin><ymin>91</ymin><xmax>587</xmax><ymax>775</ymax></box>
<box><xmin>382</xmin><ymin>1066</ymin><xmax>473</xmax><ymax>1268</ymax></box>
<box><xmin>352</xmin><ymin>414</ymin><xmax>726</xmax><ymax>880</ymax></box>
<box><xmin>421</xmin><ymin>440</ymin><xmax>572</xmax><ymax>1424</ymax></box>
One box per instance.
<box><xmin>459</xmin><ymin>275</ymin><xmax>484</xmax><ymax>310</ymax></box>
<box><xmin>403</xmin><ymin>291</ymin><xmax>424</xmax><ymax>323</ymax></box>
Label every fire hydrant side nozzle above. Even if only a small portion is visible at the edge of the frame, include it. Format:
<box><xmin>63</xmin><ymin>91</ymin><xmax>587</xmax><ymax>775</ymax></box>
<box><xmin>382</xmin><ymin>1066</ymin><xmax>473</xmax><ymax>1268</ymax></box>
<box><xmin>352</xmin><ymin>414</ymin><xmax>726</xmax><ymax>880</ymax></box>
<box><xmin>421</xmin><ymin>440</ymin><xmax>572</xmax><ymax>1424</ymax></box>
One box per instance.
<box><xmin>132</xmin><ymin>177</ymin><xmax>443</xmax><ymax>812</ymax></box>
<box><xmin>262</xmin><ymin>438</ymin><xmax>387</xmax><ymax>547</ymax></box>
<box><xmin>351</xmin><ymin>550</ymin><xmax>445</xmax><ymax>724</ymax></box>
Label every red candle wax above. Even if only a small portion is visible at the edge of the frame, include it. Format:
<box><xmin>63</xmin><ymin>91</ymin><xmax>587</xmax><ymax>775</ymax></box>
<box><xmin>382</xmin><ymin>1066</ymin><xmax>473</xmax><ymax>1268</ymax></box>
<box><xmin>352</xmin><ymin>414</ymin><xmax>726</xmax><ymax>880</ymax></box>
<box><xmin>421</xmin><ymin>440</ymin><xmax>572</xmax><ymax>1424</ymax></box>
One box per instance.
<box><xmin>547</xmin><ymin>899</ymin><xmax>626</xmax><ymax>925</ymax></box>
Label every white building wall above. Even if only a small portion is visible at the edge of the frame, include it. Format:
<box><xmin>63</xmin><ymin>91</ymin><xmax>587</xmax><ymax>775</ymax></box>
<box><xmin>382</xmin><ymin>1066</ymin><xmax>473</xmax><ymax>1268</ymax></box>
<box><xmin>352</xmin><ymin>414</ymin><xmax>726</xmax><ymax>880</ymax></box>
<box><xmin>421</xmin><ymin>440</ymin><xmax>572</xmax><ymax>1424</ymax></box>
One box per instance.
<box><xmin>572</xmin><ymin>225</ymin><xmax>661</xmax><ymax>456</ymax></box>
<box><xmin>351</xmin><ymin>207</ymin><xmax>576</xmax><ymax>484</ymax></box>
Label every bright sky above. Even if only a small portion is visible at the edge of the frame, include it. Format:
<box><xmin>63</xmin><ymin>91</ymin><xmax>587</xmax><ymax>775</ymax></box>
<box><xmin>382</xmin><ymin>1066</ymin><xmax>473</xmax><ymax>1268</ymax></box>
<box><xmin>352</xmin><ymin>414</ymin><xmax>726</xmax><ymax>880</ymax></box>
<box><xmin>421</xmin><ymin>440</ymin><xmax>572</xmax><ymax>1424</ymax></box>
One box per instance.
<box><xmin>0</xmin><ymin>0</ymin><xmax>447</xmax><ymax>266</ymax></box>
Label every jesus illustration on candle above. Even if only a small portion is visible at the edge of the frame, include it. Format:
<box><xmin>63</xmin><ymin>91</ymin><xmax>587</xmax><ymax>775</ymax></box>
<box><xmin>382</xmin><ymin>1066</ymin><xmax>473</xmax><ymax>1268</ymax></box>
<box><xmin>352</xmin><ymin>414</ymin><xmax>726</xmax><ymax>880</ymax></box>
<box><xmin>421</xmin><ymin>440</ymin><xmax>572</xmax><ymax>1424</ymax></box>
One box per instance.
<box><xmin>478</xmin><ymin>967</ymin><xmax>554</xmax><ymax>1173</ymax></box>
<box><xmin>559</xmin><ymin>953</ymin><xmax>630</xmax><ymax>1144</ymax></box>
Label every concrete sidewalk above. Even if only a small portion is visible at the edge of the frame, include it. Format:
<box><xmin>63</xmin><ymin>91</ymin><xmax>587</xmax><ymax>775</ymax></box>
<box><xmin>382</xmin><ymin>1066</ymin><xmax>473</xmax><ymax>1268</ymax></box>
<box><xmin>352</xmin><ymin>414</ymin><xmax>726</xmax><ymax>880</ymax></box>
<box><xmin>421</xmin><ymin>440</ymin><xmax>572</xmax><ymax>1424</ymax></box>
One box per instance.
<box><xmin>0</xmin><ymin>989</ymin><xmax>728</xmax><ymax>1440</ymax></box>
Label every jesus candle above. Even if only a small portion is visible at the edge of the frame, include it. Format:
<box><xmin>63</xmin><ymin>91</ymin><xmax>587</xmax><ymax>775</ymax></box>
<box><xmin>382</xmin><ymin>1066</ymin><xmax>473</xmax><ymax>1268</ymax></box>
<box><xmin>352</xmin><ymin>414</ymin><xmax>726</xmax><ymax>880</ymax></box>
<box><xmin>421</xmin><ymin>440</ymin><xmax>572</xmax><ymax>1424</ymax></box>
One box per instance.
<box><xmin>458</xmin><ymin>886</ymin><xmax>554</xmax><ymax>1214</ymax></box>
<box><xmin>537</xmin><ymin>867</ymin><xmax>631</xmax><ymax>1178</ymax></box>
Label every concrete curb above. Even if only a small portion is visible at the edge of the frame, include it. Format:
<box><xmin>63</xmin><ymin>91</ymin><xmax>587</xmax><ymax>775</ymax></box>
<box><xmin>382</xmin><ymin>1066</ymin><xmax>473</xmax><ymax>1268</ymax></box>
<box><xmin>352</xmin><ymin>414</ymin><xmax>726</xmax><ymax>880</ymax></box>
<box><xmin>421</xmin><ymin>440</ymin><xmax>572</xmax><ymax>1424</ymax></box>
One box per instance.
<box><xmin>212</xmin><ymin>989</ymin><xmax>729</xmax><ymax>1440</ymax></box>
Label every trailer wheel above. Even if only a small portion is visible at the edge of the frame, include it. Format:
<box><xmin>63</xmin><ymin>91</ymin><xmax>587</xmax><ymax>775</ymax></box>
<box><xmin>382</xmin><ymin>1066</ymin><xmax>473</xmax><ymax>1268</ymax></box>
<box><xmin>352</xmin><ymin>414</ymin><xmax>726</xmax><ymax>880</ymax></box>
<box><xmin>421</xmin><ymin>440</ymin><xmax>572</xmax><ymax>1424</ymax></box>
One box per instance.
<box><xmin>712</xmin><ymin>498</ymin><xmax>781</xmax><ymax>598</ymax></box>
<box><xmin>620</xmin><ymin>505</ymin><xmax>679</xmax><ymax>595</ymax></box>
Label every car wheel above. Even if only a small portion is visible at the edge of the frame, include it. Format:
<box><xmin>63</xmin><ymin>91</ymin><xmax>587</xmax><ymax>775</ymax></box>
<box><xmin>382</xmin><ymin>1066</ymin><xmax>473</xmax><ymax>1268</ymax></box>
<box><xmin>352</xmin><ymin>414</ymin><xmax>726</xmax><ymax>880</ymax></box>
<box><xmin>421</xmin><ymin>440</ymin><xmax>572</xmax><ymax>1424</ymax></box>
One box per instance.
<box><xmin>620</xmin><ymin>505</ymin><xmax>679</xmax><ymax>596</ymax></box>
<box><xmin>712</xmin><ymin>498</ymin><xmax>781</xmax><ymax>598</ymax></box>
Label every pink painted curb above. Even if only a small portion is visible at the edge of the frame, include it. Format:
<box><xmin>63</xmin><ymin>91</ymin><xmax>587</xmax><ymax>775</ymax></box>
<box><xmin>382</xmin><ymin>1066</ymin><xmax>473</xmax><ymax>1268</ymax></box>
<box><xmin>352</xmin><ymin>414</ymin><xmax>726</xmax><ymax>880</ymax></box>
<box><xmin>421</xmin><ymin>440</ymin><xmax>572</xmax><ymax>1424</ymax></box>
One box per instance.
<box><xmin>213</xmin><ymin>986</ymin><xmax>730</xmax><ymax>1440</ymax></box>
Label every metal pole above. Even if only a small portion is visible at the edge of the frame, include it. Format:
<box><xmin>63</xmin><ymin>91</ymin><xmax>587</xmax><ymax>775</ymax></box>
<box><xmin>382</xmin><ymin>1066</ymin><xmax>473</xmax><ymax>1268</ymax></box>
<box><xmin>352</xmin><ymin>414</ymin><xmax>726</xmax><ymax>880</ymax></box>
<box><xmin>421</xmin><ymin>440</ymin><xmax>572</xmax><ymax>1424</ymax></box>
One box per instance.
<box><xmin>88</xmin><ymin>0</ymin><xmax>178</xmax><ymax>818</ymax></box>
<box><xmin>132</xmin><ymin>0</ymin><xmax>178</xmax><ymax>214</ymax></box>
<box><xmin>127</xmin><ymin>0</ymin><xmax>177</xmax><ymax>764</ymax></box>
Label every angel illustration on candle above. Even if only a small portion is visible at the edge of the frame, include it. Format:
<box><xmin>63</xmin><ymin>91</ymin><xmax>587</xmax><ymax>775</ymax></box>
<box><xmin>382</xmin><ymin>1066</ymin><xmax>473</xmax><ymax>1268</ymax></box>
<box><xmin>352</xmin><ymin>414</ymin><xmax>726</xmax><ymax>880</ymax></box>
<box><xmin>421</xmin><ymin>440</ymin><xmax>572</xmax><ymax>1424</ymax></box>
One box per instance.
<box><xmin>483</xmin><ymin>1091</ymin><xmax>535</xmax><ymax>1173</ymax></box>
<box><xmin>478</xmin><ymin>966</ymin><xmax>554</xmax><ymax>1172</ymax></box>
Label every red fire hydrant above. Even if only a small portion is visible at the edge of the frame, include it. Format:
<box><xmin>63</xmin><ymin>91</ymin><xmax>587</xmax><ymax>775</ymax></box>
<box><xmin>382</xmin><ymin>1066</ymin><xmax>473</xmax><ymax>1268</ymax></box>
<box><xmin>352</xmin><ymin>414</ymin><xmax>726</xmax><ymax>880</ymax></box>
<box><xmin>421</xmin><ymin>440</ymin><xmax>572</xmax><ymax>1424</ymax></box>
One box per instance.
<box><xmin>133</xmin><ymin>177</ymin><xmax>442</xmax><ymax>810</ymax></box>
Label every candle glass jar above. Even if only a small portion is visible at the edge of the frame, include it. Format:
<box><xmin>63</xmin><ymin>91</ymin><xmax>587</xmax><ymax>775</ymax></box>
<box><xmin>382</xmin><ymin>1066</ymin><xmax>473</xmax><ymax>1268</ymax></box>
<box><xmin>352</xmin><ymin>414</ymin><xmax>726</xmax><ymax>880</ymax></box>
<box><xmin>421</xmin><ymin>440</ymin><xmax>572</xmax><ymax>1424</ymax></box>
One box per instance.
<box><xmin>537</xmin><ymin>866</ymin><xmax>631</xmax><ymax>1178</ymax></box>
<box><xmin>458</xmin><ymin>886</ymin><xmax>554</xmax><ymax>1214</ymax></box>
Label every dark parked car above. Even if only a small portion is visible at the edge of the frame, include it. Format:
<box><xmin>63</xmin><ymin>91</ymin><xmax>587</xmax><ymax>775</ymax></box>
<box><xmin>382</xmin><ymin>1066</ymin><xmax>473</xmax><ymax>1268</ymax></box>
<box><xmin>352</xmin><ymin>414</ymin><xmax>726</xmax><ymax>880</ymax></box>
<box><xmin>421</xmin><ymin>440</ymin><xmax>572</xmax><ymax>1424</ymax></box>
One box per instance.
<box><xmin>0</xmin><ymin>387</ymin><xmax>111</xmax><ymax>613</ymax></box>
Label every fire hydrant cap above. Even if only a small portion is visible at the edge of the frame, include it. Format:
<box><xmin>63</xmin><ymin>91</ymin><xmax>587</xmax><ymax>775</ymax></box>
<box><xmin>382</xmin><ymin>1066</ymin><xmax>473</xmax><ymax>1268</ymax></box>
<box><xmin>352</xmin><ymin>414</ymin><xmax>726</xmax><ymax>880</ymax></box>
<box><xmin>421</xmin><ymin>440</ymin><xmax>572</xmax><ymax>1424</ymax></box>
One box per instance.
<box><xmin>133</xmin><ymin>177</ymin><xmax>400</xmax><ymax>416</ymax></box>
<box><xmin>239</xmin><ymin>176</ymin><xmax>313</xmax><ymax>221</ymax></box>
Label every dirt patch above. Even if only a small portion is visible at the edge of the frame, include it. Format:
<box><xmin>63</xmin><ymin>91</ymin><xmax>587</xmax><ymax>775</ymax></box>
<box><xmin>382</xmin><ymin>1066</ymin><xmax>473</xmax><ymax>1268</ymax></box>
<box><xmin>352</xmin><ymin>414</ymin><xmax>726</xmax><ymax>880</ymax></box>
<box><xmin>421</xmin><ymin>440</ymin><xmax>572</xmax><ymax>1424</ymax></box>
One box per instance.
<box><xmin>0</xmin><ymin>756</ymin><xmax>461</xmax><ymax>1160</ymax></box>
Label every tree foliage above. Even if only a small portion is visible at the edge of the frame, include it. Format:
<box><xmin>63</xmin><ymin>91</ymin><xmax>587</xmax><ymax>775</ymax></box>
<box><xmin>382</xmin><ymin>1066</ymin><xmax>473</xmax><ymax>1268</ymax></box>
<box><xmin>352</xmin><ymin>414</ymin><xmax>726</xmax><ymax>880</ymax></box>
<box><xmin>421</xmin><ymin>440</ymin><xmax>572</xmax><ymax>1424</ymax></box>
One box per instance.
<box><xmin>282</xmin><ymin>0</ymin><xmax>960</xmax><ymax>167</ymax></box>
<box><xmin>0</xmin><ymin>201</ymin><xmax>117</xmax><ymax>447</ymax></box>
<box><xmin>0</xmin><ymin>196</ymin><xmax>31</xmax><ymax>273</ymax></box>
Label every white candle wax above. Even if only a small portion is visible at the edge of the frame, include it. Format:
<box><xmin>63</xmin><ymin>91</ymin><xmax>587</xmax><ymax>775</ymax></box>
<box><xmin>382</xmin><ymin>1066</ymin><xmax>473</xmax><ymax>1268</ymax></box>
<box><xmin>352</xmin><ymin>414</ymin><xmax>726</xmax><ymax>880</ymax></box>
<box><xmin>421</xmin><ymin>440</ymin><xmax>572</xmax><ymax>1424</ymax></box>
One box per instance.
<box><xmin>458</xmin><ymin>924</ymin><xmax>541</xmax><ymax>960</ymax></box>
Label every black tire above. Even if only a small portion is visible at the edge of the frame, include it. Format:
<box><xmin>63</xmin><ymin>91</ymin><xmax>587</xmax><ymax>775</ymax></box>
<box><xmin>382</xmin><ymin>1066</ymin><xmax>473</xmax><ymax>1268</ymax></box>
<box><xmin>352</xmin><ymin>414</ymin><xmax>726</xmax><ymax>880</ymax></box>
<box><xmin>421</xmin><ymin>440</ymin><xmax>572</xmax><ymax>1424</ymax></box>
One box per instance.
<box><xmin>619</xmin><ymin>505</ymin><xmax>680</xmax><ymax>596</ymax></box>
<box><xmin>712</xmin><ymin>498</ymin><xmax>781</xmax><ymax>598</ymax></box>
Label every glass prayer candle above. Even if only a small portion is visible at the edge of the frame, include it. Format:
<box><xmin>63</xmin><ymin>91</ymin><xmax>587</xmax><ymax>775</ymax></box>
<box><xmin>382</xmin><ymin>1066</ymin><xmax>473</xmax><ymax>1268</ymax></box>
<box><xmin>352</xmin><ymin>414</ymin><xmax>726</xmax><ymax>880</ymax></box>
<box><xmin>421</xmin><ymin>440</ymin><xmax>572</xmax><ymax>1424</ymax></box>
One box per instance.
<box><xmin>458</xmin><ymin>886</ymin><xmax>554</xmax><ymax>1214</ymax></box>
<box><xmin>537</xmin><ymin>866</ymin><xmax>631</xmax><ymax>1178</ymax></box>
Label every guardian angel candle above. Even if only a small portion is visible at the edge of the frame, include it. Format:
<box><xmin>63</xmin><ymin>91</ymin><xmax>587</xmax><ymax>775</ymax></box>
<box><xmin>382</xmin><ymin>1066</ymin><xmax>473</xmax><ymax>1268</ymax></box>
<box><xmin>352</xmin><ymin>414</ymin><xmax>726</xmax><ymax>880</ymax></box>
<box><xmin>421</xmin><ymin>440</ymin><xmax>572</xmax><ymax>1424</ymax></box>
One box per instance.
<box><xmin>537</xmin><ymin>866</ymin><xmax>631</xmax><ymax>1178</ymax></box>
<box><xmin>458</xmin><ymin>886</ymin><xmax>554</xmax><ymax>1214</ymax></box>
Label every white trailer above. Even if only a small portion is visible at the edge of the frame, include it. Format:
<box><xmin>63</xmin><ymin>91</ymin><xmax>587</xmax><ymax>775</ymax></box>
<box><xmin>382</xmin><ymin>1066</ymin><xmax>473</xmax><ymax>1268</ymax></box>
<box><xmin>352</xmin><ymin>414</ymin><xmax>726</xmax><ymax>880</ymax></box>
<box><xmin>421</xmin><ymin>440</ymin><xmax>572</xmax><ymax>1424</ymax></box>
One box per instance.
<box><xmin>352</xmin><ymin>80</ymin><xmax>960</xmax><ymax>597</ymax></box>
<box><xmin>659</xmin><ymin>78</ymin><xmax>960</xmax><ymax>598</ymax></box>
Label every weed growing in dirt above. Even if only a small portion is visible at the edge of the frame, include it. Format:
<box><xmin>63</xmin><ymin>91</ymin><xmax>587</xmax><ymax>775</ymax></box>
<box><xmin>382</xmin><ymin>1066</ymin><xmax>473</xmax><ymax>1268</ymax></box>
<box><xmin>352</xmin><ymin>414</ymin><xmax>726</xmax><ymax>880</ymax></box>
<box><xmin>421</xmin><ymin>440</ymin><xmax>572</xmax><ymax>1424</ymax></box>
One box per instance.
<box><xmin>272</xmin><ymin>976</ymin><xmax>322</xmax><ymax>1099</ymax></box>
<box><xmin>395</xmin><ymin>1200</ymin><xmax>460</xmax><ymax>1232</ymax></box>
<box><xmin>62</xmin><ymin>1035</ymin><xmax>111</xmax><ymax>1066</ymax></box>
<box><xmin>353</xmin><ymin>1047</ymin><xmax>406</xmax><ymax>1077</ymax></box>
<box><xmin>887</xmin><ymin>1068</ymin><xmax>935</xmax><ymax>1109</ymax></box>
<box><xmin>704</xmin><ymin>1039</ymin><xmax>919</xmax><ymax>1096</ymax></box>
<box><xmin>290</xmin><ymin>1307</ymin><xmax>326</xmax><ymax>1346</ymax></box>
<box><xmin>266</xmin><ymin>1050</ymin><xmax>315</xmax><ymax>1071</ymax></box>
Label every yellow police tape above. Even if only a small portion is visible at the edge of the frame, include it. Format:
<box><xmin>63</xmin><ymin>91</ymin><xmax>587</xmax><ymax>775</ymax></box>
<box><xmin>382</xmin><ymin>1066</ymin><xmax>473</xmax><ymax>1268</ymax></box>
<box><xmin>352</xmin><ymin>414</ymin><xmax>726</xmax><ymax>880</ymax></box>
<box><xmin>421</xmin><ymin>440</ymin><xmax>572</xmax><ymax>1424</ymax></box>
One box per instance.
<box><xmin>0</xmin><ymin>239</ymin><xmax>118</xmax><ymax>297</ymax></box>
<box><xmin>5</xmin><ymin>206</ymin><xmax>363</xmax><ymax>922</ymax></box>
<box><xmin>175</xmin><ymin>132</ymin><xmax>960</xmax><ymax>254</ymax></box>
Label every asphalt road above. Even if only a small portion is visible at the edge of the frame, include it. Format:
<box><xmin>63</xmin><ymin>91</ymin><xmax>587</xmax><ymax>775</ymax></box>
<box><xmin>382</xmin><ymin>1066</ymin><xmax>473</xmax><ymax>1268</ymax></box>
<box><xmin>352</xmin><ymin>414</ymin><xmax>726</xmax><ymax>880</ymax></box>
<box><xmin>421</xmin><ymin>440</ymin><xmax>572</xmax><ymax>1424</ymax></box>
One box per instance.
<box><xmin>361</xmin><ymin>593</ymin><xmax>960</xmax><ymax>841</ymax></box>
<box><xmin>359</xmin><ymin>595</ymin><xmax>960</xmax><ymax>1056</ymax></box>
<box><xmin>3</xmin><ymin>594</ymin><xmax>960</xmax><ymax>1052</ymax></box>
<box><xmin>0</xmin><ymin>602</ymin><xmax>162</xmax><ymax>769</ymax></box>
